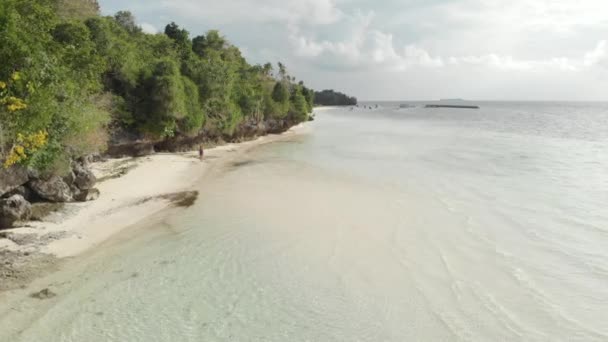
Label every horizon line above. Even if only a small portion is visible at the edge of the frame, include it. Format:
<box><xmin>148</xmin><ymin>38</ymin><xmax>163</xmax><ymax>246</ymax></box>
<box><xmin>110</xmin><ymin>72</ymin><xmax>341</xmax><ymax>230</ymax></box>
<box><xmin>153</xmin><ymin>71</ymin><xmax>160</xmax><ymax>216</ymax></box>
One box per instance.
<box><xmin>358</xmin><ymin>99</ymin><xmax>608</xmax><ymax>103</ymax></box>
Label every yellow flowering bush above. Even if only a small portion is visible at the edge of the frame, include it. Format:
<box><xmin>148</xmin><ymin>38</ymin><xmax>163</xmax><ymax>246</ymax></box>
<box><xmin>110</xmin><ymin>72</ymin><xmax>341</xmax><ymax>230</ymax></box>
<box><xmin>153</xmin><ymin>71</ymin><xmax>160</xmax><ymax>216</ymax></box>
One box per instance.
<box><xmin>3</xmin><ymin>131</ymin><xmax>49</xmax><ymax>168</ymax></box>
<box><xmin>0</xmin><ymin>72</ymin><xmax>27</xmax><ymax>112</ymax></box>
<box><xmin>1</xmin><ymin>96</ymin><xmax>27</xmax><ymax>112</ymax></box>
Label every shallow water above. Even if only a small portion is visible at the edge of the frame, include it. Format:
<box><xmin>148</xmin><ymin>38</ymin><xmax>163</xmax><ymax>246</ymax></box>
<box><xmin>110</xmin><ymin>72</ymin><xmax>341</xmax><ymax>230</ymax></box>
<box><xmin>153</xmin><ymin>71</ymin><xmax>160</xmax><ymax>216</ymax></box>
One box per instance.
<box><xmin>4</xmin><ymin>103</ymin><xmax>608</xmax><ymax>341</ymax></box>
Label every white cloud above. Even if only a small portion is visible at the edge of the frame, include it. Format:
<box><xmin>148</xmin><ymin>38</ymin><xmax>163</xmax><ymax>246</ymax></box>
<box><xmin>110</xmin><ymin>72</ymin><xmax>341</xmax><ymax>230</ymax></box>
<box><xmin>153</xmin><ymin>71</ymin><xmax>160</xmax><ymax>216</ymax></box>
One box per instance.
<box><xmin>290</xmin><ymin>9</ymin><xmax>607</xmax><ymax>74</ymax></box>
<box><xmin>140</xmin><ymin>22</ymin><xmax>158</xmax><ymax>34</ymax></box>
<box><xmin>97</xmin><ymin>0</ymin><xmax>608</xmax><ymax>100</ymax></box>
<box><xmin>158</xmin><ymin>0</ymin><xmax>342</xmax><ymax>25</ymax></box>
<box><xmin>289</xmin><ymin>13</ymin><xmax>444</xmax><ymax>71</ymax></box>
<box><xmin>583</xmin><ymin>41</ymin><xmax>608</xmax><ymax>68</ymax></box>
<box><xmin>449</xmin><ymin>40</ymin><xmax>607</xmax><ymax>71</ymax></box>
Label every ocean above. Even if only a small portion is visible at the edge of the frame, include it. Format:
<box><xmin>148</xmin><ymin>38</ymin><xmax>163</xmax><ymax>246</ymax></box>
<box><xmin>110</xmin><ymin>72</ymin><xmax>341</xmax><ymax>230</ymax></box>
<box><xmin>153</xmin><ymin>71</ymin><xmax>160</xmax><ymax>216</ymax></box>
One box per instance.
<box><xmin>3</xmin><ymin>102</ymin><xmax>608</xmax><ymax>341</ymax></box>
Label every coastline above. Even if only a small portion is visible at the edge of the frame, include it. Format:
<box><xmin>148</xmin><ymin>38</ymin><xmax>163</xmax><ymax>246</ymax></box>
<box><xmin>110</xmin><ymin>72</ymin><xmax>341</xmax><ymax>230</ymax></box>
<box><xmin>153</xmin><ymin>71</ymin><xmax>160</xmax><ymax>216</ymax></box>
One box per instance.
<box><xmin>0</xmin><ymin>123</ymin><xmax>308</xmax><ymax>293</ymax></box>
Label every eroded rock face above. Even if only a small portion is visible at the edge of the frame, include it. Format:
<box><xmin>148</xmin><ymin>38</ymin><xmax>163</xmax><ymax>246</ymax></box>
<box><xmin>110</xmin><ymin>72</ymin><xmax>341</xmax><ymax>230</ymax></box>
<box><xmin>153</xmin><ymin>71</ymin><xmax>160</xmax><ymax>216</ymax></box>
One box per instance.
<box><xmin>0</xmin><ymin>195</ymin><xmax>32</xmax><ymax>229</ymax></box>
<box><xmin>72</xmin><ymin>162</ymin><xmax>96</xmax><ymax>190</ymax></box>
<box><xmin>2</xmin><ymin>185</ymin><xmax>37</xmax><ymax>202</ymax></box>
<box><xmin>28</xmin><ymin>176</ymin><xmax>73</xmax><ymax>203</ymax></box>
<box><xmin>0</xmin><ymin>165</ymin><xmax>29</xmax><ymax>198</ymax></box>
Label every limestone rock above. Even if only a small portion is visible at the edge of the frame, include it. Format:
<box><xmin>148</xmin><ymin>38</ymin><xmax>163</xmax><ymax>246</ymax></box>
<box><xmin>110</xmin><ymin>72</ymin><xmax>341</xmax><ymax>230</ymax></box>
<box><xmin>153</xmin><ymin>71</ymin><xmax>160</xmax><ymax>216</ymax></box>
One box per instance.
<box><xmin>0</xmin><ymin>165</ymin><xmax>28</xmax><ymax>198</ymax></box>
<box><xmin>0</xmin><ymin>195</ymin><xmax>32</xmax><ymax>229</ymax></box>
<box><xmin>63</xmin><ymin>170</ymin><xmax>76</xmax><ymax>186</ymax></box>
<box><xmin>28</xmin><ymin>176</ymin><xmax>73</xmax><ymax>202</ymax></box>
<box><xmin>2</xmin><ymin>185</ymin><xmax>37</xmax><ymax>202</ymax></box>
<box><xmin>72</xmin><ymin>162</ymin><xmax>96</xmax><ymax>190</ymax></box>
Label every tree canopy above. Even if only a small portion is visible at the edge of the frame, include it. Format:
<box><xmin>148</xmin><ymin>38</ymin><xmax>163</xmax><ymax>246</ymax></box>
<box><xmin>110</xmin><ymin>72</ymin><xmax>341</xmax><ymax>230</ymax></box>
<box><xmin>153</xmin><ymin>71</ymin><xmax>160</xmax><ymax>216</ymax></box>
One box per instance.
<box><xmin>0</xmin><ymin>0</ymin><xmax>315</xmax><ymax>174</ymax></box>
<box><xmin>314</xmin><ymin>90</ymin><xmax>357</xmax><ymax>106</ymax></box>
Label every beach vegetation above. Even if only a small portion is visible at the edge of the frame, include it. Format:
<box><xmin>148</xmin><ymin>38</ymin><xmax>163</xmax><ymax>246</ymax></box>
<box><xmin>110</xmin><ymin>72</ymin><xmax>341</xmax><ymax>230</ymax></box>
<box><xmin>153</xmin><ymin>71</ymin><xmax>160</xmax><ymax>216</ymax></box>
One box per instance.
<box><xmin>1</xmin><ymin>0</ymin><xmax>317</xmax><ymax>174</ymax></box>
<box><xmin>314</xmin><ymin>89</ymin><xmax>358</xmax><ymax>106</ymax></box>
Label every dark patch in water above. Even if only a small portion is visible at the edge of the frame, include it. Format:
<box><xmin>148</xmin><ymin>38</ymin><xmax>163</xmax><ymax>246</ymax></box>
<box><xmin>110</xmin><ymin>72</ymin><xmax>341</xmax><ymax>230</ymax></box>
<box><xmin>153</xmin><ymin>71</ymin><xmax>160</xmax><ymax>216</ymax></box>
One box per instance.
<box><xmin>230</xmin><ymin>160</ymin><xmax>257</xmax><ymax>168</ymax></box>
<box><xmin>30</xmin><ymin>288</ymin><xmax>56</xmax><ymax>300</ymax></box>
<box><xmin>157</xmin><ymin>260</ymin><xmax>176</xmax><ymax>266</ymax></box>
<box><xmin>136</xmin><ymin>191</ymin><xmax>199</xmax><ymax>208</ymax></box>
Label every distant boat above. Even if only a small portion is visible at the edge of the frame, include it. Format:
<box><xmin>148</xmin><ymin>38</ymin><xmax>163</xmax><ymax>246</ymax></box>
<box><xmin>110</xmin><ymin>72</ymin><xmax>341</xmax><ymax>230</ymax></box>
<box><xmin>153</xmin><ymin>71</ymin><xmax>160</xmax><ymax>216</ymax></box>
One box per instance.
<box><xmin>399</xmin><ymin>104</ymin><xmax>415</xmax><ymax>108</ymax></box>
<box><xmin>425</xmin><ymin>104</ymin><xmax>480</xmax><ymax>109</ymax></box>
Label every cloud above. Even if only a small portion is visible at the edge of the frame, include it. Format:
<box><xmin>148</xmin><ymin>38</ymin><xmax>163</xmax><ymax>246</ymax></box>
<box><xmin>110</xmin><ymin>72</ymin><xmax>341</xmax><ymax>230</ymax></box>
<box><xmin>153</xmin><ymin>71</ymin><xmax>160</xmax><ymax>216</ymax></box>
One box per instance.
<box><xmin>449</xmin><ymin>40</ymin><xmax>608</xmax><ymax>71</ymax></box>
<box><xmin>157</xmin><ymin>0</ymin><xmax>342</xmax><ymax>25</ymax></box>
<box><xmin>290</xmin><ymin>10</ymin><xmax>607</xmax><ymax>73</ymax></box>
<box><xmin>583</xmin><ymin>41</ymin><xmax>608</xmax><ymax>68</ymax></box>
<box><xmin>140</xmin><ymin>22</ymin><xmax>158</xmax><ymax>34</ymax></box>
<box><xmin>289</xmin><ymin>12</ymin><xmax>444</xmax><ymax>71</ymax></box>
<box><xmin>97</xmin><ymin>0</ymin><xmax>608</xmax><ymax>100</ymax></box>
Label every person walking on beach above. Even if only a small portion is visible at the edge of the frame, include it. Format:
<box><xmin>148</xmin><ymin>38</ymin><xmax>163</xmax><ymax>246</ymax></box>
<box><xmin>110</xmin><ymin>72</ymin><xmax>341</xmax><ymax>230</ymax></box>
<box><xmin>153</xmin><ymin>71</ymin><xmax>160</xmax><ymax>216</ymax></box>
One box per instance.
<box><xmin>199</xmin><ymin>144</ymin><xmax>204</xmax><ymax>161</ymax></box>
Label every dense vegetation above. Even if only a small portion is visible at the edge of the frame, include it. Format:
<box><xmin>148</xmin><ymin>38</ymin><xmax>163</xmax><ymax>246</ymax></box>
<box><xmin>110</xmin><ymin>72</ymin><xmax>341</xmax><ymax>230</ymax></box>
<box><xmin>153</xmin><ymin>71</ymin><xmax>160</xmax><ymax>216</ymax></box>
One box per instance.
<box><xmin>0</xmin><ymin>0</ymin><xmax>315</xmax><ymax>174</ymax></box>
<box><xmin>314</xmin><ymin>90</ymin><xmax>357</xmax><ymax>106</ymax></box>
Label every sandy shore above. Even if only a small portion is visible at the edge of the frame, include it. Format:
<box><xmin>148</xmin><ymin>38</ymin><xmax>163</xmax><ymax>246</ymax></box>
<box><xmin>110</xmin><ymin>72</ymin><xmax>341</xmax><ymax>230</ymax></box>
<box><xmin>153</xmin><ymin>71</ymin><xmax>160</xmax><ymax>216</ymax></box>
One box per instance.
<box><xmin>0</xmin><ymin>124</ymin><xmax>307</xmax><ymax>291</ymax></box>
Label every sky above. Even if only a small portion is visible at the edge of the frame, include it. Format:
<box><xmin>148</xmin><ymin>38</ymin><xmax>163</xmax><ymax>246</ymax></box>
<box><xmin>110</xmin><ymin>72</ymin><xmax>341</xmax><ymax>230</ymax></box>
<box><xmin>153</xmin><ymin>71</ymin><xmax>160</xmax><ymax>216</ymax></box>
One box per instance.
<box><xmin>97</xmin><ymin>0</ymin><xmax>608</xmax><ymax>101</ymax></box>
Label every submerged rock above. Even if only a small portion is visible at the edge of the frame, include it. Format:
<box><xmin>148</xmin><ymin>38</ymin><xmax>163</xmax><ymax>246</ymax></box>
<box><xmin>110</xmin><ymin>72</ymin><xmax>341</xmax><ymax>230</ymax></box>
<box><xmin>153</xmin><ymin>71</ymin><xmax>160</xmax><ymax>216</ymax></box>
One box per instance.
<box><xmin>30</xmin><ymin>288</ymin><xmax>57</xmax><ymax>300</ymax></box>
<box><xmin>28</xmin><ymin>176</ymin><xmax>73</xmax><ymax>202</ymax></box>
<box><xmin>0</xmin><ymin>194</ymin><xmax>32</xmax><ymax>229</ymax></box>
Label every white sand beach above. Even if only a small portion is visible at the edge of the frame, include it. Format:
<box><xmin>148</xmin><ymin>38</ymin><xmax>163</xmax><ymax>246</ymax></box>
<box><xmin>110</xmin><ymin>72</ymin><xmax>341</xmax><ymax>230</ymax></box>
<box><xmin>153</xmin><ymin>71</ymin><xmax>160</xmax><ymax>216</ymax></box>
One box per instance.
<box><xmin>0</xmin><ymin>124</ymin><xmax>306</xmax><ymax>261</ymax></box>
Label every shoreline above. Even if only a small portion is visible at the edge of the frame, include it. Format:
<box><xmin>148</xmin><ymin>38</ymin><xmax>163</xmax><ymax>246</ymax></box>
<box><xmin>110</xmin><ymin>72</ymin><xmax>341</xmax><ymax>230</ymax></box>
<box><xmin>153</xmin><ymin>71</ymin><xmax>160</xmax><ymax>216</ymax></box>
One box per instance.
<box><xmin>0</xmin><ymin>123</ymin><xmax>308</xmax><ymax>293</ymax></box>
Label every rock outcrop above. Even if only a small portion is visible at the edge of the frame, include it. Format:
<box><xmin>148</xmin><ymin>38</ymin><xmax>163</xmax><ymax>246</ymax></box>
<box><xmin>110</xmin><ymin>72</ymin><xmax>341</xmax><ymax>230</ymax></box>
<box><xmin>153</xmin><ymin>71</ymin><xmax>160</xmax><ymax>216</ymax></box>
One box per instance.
<box><xmin>72</xmin><ymin>162</ymin><xmax>96</xmax><ymax>190</ymax></box>
<box><xmin>0</xmin><ymin>195</ymin><xmax>32</xmax><ymax>229</ymax></box>
<box><xmin>152</xmin><ymin>117</ymin><xmax>298</xmax><ymax>153</ymax></box>
<box><xmin>0</xmin><ymin>165</ymin><xmax>29</xmax><ymax>197</ymax></box>
<box><xmin>28</xmin><ymin>176</ymin><xmax>74</xmax><ymax>203</ymax></box>
<box><xmin>23</xmin><ymin>159</ymin><xmax>99</xmax><ymax>204</ymax></box>
<box><xmin>0</xmin><ymin>157</ymin><xmax>100</xmax><ymax>228</ymax></box>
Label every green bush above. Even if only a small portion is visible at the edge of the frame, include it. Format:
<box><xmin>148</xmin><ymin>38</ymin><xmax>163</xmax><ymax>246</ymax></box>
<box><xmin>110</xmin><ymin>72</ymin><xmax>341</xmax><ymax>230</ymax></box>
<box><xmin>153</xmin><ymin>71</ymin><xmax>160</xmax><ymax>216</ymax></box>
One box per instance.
<box><xmin>1</xmin><ymin>0</ymin><xmax>318</xmax><ymax>172</ymax></box>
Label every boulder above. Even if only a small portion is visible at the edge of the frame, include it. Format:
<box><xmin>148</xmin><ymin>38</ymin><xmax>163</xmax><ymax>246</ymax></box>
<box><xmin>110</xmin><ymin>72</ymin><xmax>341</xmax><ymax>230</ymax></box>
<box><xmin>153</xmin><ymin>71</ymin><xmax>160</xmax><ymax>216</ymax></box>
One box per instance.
<box><xmin>4</xmin><ymin>185</ymin><xmax>38</xmax><ymax>202</ymax></box>
<box><xmin>28</xmin><ymin>176</ymin><xmax>73</xmax><ymax>202</ymax></box>
<box><xmin>0</xmin><ymin>165</ymin><xmax>29</xmax><ymax>198</ymax></box>
<box><xmin>72</xmin><ymin>162</ymin><xmax>96</xmax><ymax>190</ymax></box>
<box><xmin>74</xmin><ymin>188</ymin><xmax>100</xmax><ymax>202</ymax></box>
<box><xmin>0</xmin><ymin>195</ymin><xmax>32</xmax><ymax>229</ymax></box>
<box><xmin>63</xmin><ymin>170</ymin><xmax>76</xmax><ymax>186</ymax></box>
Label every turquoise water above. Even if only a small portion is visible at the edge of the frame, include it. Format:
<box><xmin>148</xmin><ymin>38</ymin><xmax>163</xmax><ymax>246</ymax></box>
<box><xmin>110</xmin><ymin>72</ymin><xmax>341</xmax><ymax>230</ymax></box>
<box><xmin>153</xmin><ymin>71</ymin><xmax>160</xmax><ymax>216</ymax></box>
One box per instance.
<box><xmin>3</xmin><ymin>103</ymin><xmax>608</xmax><ymax>341</ymax></box>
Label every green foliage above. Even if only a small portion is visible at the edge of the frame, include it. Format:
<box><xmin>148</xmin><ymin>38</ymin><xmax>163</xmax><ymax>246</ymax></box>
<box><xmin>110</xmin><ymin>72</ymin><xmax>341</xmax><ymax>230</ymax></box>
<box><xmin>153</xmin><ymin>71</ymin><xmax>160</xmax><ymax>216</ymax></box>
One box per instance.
<box><xmin>55</xmin><ymin>0</ymin><xmax>100</xmax><ymax>20</ymax></box>
<box><xmin>133</xmin><ymin>58</ymin><xmax>186</xmax><ymax>138</ymax></box>
<box><xmin>314</xmin><ymin>89</ymin><xmax>357</xmax><ymax>106</ymax></box>
<box><xmin>1</xmin><ymin>0</ymin><xmax>316</xmax><ymax>173</ymax></box>
<box><xmin>178</xmin><ymin>76</ymin><xmax>205</xmax><ymax>135</ymax></box>
<box><xmin>301</xmin><ymin>84</ymin><xmax>315</xmax><ymax>113</ymax></box>
<box><xmin>114</xmin><ymin>11</ymin><xmax>140</xmax><ymax>34</ymax></box>
<box><xmin>272</xmin><ymin>82</ymin><xmax>290</xmax><ymax>103</ymax></box>
<box><xmin>290</xmin><ymin>86</ymin><xmax>309</xmax><ymax>122</ymax></box>
<box><xmin>192</xmin><ymin>30</ymin><xmax>226</xmax><ymax>58</ymax></box>
<box><xmin>0</xmin><ymin>0</ymin><xmax>108</xmax><ymax>173</ymax></box>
